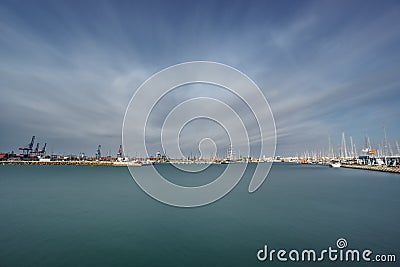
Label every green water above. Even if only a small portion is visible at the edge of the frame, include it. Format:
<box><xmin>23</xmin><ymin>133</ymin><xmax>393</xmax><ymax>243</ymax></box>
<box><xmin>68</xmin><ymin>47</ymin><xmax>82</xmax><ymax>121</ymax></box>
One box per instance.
<box><xmin>0</xmin><ymin>163</ymin><xmax>399</xmax><ymax>266</ymax></box>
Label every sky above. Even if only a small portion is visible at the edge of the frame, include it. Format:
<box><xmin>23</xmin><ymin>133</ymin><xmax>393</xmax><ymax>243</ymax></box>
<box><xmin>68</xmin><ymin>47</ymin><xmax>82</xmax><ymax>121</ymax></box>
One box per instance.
<box><xmin>0</xmin><ymin>0</ymin><xmax>399</xmax><ymax>157</ymax></box>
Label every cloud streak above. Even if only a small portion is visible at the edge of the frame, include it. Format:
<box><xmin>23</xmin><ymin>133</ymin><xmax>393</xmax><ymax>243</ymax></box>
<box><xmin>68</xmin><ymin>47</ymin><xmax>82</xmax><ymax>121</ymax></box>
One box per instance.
<box><xmin>0</xmin><ymin>0</ymin><xmax>399</xmax><ymax>156</ymax></box>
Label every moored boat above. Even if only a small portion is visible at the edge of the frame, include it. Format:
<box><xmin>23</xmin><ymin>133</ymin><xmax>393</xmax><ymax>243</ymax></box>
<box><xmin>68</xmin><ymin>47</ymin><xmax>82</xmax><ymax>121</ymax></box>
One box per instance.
<box><xmin>329</xmin><ymin>161</ymin><xmax>341</xmax><ymax>168</ymax></box>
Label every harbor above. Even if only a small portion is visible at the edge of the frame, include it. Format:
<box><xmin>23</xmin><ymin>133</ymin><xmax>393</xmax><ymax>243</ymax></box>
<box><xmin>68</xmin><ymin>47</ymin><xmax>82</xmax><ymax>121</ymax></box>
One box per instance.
<box><xmin>2</xmin><ymin>161</ymin><xmax>399</xmax><ymax>267</ymax></box>
<box><xmin>1</xmin><ymin>133</ymin><xmax>400</xmax><ymax>174</ymax></box>
<box><xmin>1</xmin><ymin>1</ymin><xmax>399</xmax><ymax>267</ymax></box>
<box><xmin>0</xmin><ymin>136</ymin><xmax>272</xmax><ymax>167</ymax></box>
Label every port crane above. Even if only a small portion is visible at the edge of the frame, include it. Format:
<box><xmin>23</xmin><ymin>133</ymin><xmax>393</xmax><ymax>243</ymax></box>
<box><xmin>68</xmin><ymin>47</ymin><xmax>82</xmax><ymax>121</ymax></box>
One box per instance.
<box><xmin>34</xmin><ymin>143</ymin><xmax>40</xmax><ymax>154</ymax></box>
<box><xmin>39</xmin><ymin>143</ymin><xmax>46</xmax><ymax>156</ymax></box>
<box><xmin>19</xmin><ymin>136</ymin><xmax>35</xmax><ymax>155</ymax></box>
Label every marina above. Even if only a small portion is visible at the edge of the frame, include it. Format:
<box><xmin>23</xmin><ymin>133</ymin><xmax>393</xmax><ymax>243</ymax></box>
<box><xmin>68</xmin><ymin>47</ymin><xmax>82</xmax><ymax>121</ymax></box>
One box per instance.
<box><xmin>1</xmin><ymin>133</ymin><xmax>400</xmax><ymax>174</ymax></box>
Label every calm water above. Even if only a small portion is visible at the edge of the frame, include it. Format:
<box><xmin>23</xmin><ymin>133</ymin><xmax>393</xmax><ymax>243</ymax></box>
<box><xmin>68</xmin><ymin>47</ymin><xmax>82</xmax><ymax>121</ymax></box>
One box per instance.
<box><xmin>0</xmin><ymin>163</ymin><xmax>399</xmax><ymax>266</ymax></box>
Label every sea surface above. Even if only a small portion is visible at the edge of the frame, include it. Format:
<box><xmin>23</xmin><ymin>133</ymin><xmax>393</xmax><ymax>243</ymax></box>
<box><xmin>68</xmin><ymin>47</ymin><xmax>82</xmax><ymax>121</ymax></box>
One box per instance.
<box><xmin>0</xmin><ymin>163</ymin><xmax>399</xmax><ymax>266</ymax></box>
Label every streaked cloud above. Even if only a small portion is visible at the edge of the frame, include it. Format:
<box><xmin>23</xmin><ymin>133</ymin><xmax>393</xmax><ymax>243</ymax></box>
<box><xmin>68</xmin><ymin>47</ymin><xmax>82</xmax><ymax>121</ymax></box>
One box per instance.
<box><xmin>0</xmin><ymin>0</ymin><xmax>399</xmax><ymax>156</ymax></box>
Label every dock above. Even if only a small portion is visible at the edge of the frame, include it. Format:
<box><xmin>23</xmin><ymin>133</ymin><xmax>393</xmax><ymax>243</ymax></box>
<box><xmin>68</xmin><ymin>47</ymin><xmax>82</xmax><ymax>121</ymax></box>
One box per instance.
<box><xmin>341</xmin><ymin>164</ymin><xmax>400</xmax><ymax>174</ymax></box>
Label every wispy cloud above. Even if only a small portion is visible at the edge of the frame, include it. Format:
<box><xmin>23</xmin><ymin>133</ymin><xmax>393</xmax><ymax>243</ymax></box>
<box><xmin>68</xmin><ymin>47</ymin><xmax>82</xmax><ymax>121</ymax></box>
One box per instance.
<box><xmin>0</xmin><ymin>0</ymin><xmax>399</xmax><ymax>156</ymax></box>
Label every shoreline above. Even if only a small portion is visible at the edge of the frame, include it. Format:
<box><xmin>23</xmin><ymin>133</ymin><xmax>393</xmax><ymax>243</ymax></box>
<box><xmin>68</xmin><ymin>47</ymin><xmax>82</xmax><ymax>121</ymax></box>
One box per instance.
<box><xmin>0</xmin><ymin>160</ymin><xmax>142</xmax><ymax>167</ymax></box>
<box><xmin>0</xmin><ymin>160</ymin><xmax>235</xmax><ymax>166</ymax></box>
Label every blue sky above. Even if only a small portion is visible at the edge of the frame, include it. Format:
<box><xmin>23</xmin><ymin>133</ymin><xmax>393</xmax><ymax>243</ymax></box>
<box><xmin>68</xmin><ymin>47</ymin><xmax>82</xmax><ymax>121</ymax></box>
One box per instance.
<box><xmin>1</xmin><ymin>0</ymin><xmax>399</xmax><ymax>157</ymax></box>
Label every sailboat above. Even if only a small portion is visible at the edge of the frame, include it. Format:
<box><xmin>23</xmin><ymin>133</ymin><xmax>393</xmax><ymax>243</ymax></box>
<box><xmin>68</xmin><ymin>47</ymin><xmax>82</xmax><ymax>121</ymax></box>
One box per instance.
<box><xmin>221</xmin><ymin>144</ymin><xmax>234</xmax><ymax>164</ymax></box>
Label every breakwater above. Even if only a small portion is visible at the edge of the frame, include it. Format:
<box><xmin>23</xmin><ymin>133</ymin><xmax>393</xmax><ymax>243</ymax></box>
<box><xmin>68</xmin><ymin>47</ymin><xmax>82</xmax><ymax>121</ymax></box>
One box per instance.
<box><xmin>341</xmin><ymin>164</ymin><xmax>400</xmax><ymax>174</ymax></box>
